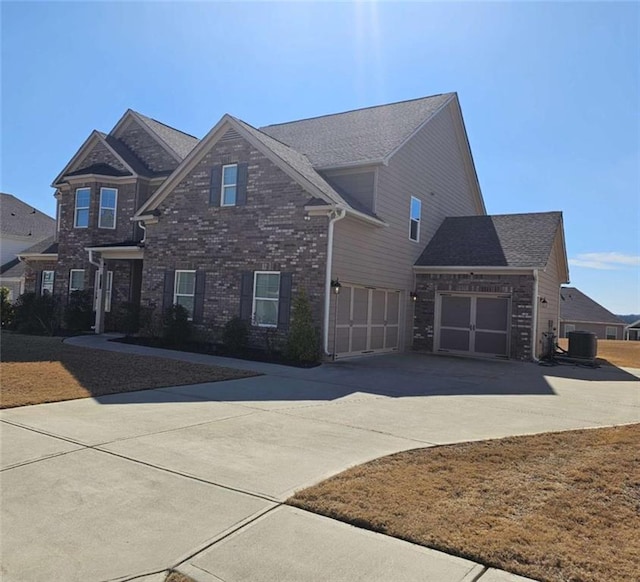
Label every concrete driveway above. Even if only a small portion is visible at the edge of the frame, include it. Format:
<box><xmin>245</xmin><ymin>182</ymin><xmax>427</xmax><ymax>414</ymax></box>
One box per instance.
<box><xmin>1</xmin><ymin>336</ymin><xmax>638</xmax><ymax>582</ymax></box>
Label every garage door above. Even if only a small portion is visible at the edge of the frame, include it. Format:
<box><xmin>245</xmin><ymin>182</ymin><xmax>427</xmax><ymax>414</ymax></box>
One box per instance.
<box><xmin>334</xmin><ymin>285</ymin><xmax>401</xmax><ymax>358</ymax></box>
<box><xmin>436</xmin><ymin>293</ymin><xmax>510</xmax><ymax>358</ymax></box>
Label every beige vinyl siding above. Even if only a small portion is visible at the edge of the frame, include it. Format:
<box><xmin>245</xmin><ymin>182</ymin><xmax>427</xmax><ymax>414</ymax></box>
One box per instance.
<box><xmin>560</xmin><ymin>321</ymin><xmax>626</xmax><ymax>340</ymax></box>
<box><xmin>331</xmin><ymin>101</ymin><xmax>484</xmax><ymax>351</ymax></box>
<box><xmin>321</xmin><ymin>168</ymin><xmax>376</xmax><ymax>214</ymax></box>
<box><xmin>536</xmin><ymin>230</ymin><xmax>564</xmax><ymax>356</ymax></box>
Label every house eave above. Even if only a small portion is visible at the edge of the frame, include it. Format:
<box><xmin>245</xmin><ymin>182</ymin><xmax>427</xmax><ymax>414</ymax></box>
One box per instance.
<box><xmin>84</xmin><ymin>245</ymin><xmax>144</xmax><ymax>260</ymax></box>
<box><xmin>414</xmin><ymin>265</ymin><xmax>535</xmax><ymax>275</ymax></box>
<box><xmin>17</xmin><ymin>253</ymin><xmax>58</xmax><ymax>261</ymax></box>
<box><xmin>303</xmin><ymin>204</ymin><xmax>387</xmax><ymax>227</ymax></box>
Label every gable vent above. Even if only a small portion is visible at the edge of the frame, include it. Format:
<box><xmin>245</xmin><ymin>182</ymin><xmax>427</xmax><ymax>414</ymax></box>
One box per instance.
<box><xmin>220</xmin><ymin>128</ymin><xmax>241</xmax><ymax>142</ymax></box>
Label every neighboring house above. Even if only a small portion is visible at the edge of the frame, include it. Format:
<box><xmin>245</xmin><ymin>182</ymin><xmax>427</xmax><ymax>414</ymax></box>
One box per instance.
<box><xmin>0</xmin><ymin>193</ymin><xmax>55</xmax><ymax>299</ymax></box>
<box><xmin>20</xmin><ymin>93</ymin><xmax>569</xmax><ymax>360</ymax></box>
<box><xmin>625</xmin><ymin>320</ymin><xmax>640</xmax><ymax>341</ymax></box>
<box><xmin>559</xmin><ymin>287</ymin><xmax>627</xmax><ymax>340</ymax></box>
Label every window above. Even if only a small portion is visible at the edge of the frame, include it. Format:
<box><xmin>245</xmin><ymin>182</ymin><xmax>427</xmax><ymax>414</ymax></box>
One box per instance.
<box><xmin>74</xmin><ymin>188</ymin><xmax>90</xmax><ymax>228</ymax></box>
<box><xmin>221</xmin><ymin>164</ymin><xmax>238</xmax><ymax>206</ymax></box>
<box><xmin>93</xmin><ymin>270</ymin><xmax>113</xmax><ymax>312</ymax></box>
<box><xmin>41</xmin><ymin>271</ymin><xmax>54</xmax><ymax>295</ymax></box>
<box><xmin>409</xmin><ymin>196</ymin><xmax>421</xmax><ymax>242</ymax></box>
<box><xmin>606</xmin><ymin>326</ymin><xmax>618</xmax><ymax>340</ymax></box>
<box><xmin>564</xmin><ymin>324</ymin><xmax>575</xmax><ymax>337</ymax></box>
<box><xmin>174</xmin><ymin>271</ymin><xmax>196</xmax><ymax>318</ymax></box>
<box><xmin>99</xmin><ymin>188</ymin><xmax>117</xmax><ymax>229</ymax></box>
<box><xmin>69</xmin><ymin>269</ymin><xmax>85</xmax><ymax>292</ymax></box>
<box><xmin>253</xmin><ymin>272</ymin><xmax>280</xmax><ymax>327</ymax></box>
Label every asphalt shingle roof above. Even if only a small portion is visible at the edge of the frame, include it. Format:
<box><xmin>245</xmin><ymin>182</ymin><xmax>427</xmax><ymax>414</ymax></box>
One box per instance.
<box><xmin>65</xmin><ymin>163</ymin><xmax>131</xmax><ymax>178</ymax></box>
<box><xmin>415</xmin><ymin>212</ymin><xmax>562</xmax><ymax>268</ymax></box>
<box><xmin>560</xmin><ymin>287</ymin><xmax>625</xmax><ymax>325</ymax></box>
<box><xmin>133</xmin><ymin>112</ymin><xmax>200</xmax><ymax>160</ymax></box>
<box><xmin>261</xmin><ymin>93</ymin><xmax>453</xmax><ymax>168</ymax></box>
<box><xmin>18</xmin><ymin>236</ymin><xmax>58</xmax><ymax>256</ymax></box>
<box><xmin>0</xmin><ymin>258</ymin><xmax>25</xmax><ymax>278</ymax></box>
<box><xmin>0</xmin><ymin>193</ymin><xmax>55</xmax><ymax>239</ymax></box>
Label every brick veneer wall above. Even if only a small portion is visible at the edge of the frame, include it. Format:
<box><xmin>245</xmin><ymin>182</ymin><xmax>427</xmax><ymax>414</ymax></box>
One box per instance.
<box><xmin>413</xmin><ymin>273</ymin><xmax>535</xmax><ymax>360</ymax></box>
<box><xmin>23</xmin><ymin>260</ymin><xmax>58</xmax><ymax>294</ymax></box>
<box><xmin>71</xmin><ymin>142</ymin><xmax>128</xmax><ymax>174</ymax></box>
<box><xmin>116</xmin><ymin>119</ymin><xmax>179</xmax><ymax>173</ymax></box>
<box><xmin>141</xmin><ymin>132</ymin><xmax>329</xmax><ymax>346</ymax></box>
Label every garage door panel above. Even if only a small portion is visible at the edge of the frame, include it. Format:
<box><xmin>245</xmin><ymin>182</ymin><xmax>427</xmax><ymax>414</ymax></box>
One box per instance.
<box><xmin>352</xmin><ymin>288</ymin><xmax>369</xmax><ymax>324</ymax></box>
<box><xmin>336</xmin><ymin>328</ymin><xmax>350</xmax><ymax>354</ymax></box>
<box><xmin>476</xmin><ymin>297</ymin><xmax>509</xmax><ymax>331</ymax></box>
<box><xmin>351</xmin><ymin>327</ymin><xmax>368</xmax><ymax>352</ymax></box>
<box><xmin>440</xmin><ymin>328</ymin><xmax>470</xmax><ymax>351</ymax></box>
<box><xmin>371</xmin><ymin>291</ymin><xmax>386</xmax><ymax>325</ymax></box>
<box><xmin>385</xmin><ymin>326</ymin><xmax>398</xmax><ymax>349</ymax></box>
<box><xmin>337</xmin><ymin>289</ymin><xmax>352</xmax><ymax>325</ymax></box>
<box><xmin>440</xmin><ymin>296</ymin><xmax>471</xmax><ymax>328</ymax></box>
<box><xmin>370</xmin><ymin>327</ymin><xmax>384</xmax><ymax>350</ymax></box>
<box><xmin>475</xmin><ymin>331</ymin><xmax>507</xmax><ymax>356</ymax></box>
<box><xmin>387</xmin><ymin>293</ymin><xmax>399</xmax><ymax>325</ymax></box>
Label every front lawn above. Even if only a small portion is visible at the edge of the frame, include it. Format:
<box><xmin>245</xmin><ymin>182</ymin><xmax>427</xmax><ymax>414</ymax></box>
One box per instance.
<box><xmin>289</xmin><ymin>425</ymin><xmax>640</xmax><ymax>582</ymax></box>
<box><xmin>558</xmin><ymin>338</ymin><xmax>640</xmax><ymax>368</ymax></box>
<box><xmin>0</xmin><ymin>333</ymin><xmax>258</xmax><ymax>409</ymax></box>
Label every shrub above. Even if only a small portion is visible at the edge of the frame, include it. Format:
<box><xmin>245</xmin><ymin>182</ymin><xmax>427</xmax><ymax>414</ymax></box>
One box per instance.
<box><xmin>64</xmin><ymin>289</ymin><xmax>94</xmax><ymax>332</ymax></box>
<box><xmin>0</xmin><ymin>287</ymin><xmax>14</xmax><ymax>328</ymax></box>
<box><xmin>162</xmin><ymin>304</ymin><xmax>192</xmax><ymax>346</ymax></box>
<box><xmin>13</xmin><ymin>292</ymin><xmax>60</xmax><ymax>335</ymax></box>
<box><xmin>222</xmin><ymin>317</ymin><xmax>249</xmax><ymax>353</ymax></box>
<box><xmin>108</xmin><ymin>302</ymin><xmax>141</xmax><ymax>335</ymax></box>
<box><xmin>286</xmin><ymin>288</ymin><xmax>320</xmax><ymax>363</ymax></box>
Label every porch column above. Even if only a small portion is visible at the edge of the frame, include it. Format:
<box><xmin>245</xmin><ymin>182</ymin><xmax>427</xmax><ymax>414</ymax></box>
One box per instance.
<box><xmin>95</xmin><ymin>258</ymin><xmax>107</xmax><ymax>334</ymax></box>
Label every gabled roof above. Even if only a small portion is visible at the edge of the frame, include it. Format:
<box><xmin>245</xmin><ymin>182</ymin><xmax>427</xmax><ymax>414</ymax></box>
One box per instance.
<box><xmin>261</xmin><ymin>93</ymin><xmax>454</xmax><ymax>168</ymax></box>
<box><xmin>560</xmin><ymin>287</ymin><xmax>626</xmax><ymax>325</ymax></box>
<box><xmin>65</xmin><ymin>163</ymin><xmax>131</xmax><ymax>178</ymax></box>
<box><xmin>415</xmin><ymin>212</ymin><xmax>563</xmax><ymax>269</ymax></box>
<box><xmin>128</xmin><ymin>110</ymin><xmax>199</xmax><ymax>160</ymax></box>
<box><xmin>0</xmin><ymin>258</ymin><xmax>25</xmax><ymax>278</ymax></box>
<box><xmin>17</xmin><ymin>235</ymin><xmax>58</xmax><ymax>256</ymax></box>
<box><xmin>0</xmin><ymin>193</ymin><xmax>55</xmax><ymax>239</ymax></box>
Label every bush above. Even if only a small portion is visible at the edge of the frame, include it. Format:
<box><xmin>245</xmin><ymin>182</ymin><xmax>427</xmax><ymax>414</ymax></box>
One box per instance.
<box><xmin>64</xmin><ymin>289</ymin><xmax>94</xmax><ymax>332</ymax></box>
<box><xmin>13</xmin><ymin>292</ymin><xmax>60</xmax><ymax>335</ymax></box>
<box><xmin>0</xmin><ymin>287</ymin><xmax>14</xmax><ymax>328</ymax></box>
<box><xmin>162</xmin><ymin>304</ymin><xmax>192</xmax><ymax>346</ymax></box>
<box><xmin>222</xmin><ymin>317</ymin><xmax>249</xmax><ymax>353</ymax></box>
<box><xmin>108</xmin><ymin>302</ymin><xmax>141</xmax><ymax>334</ymax></box>
<box><xmin>286</xmin><ymin>288</ymin><xmax>321</xmax><ymax>363</ymax></box>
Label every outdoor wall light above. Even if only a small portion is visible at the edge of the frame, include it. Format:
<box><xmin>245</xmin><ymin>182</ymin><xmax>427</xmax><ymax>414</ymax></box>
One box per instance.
<box><xmin>410</xmin><ymin>291</ymin><xmax>418</xmax><ymax>302</ymax></box>
<box><xmin>331</xmin><ymin>279</ymin><xmax>342</xmax><ymax>294</ymax></box>
<box><xmin>539</xmin><ymin>297</ymin><xmax>548</xmax><ymax>305</ymax></box>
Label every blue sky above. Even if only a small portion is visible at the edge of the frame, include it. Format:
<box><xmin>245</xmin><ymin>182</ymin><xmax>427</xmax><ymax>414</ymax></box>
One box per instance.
<box><xmin>2</xmin><ymin>1</ymin><xmax>638</xmax><ymax>313</ymax></box>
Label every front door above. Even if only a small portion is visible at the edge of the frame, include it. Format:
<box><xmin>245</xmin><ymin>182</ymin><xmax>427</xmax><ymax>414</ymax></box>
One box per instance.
<box><xmin>436</xmin><ymin>293</ymin><xmax>510</xmax><ymax>358</ymax></box>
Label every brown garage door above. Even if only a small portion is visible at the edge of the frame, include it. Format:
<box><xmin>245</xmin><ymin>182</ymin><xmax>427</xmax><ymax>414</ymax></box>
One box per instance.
<box><xmin>334</xmin><ymin>285</ymin><xmax>401</xmax><ymax>358</ymax></box>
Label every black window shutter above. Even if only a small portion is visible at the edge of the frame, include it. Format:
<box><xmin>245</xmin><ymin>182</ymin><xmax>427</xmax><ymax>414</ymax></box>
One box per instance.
<box><xmin>193</xmin><ymin>270</ymin><xmax>206</xmax><ymax>323</ymax></box>
<box><xmin>239</xmin><ymin>271</ymin><xmax>254</xmax><ymax>321</ymax></box>
<box><xmin>236</xmin><ymin>163</ymin><xmax>249</xmax><ymax>206</ymax></box>
<box><xmin>278</xmin><ymin>273</ymin><xmax>293</xmax><ymax>329</ymax></box>
<box><xmin>162</xmin><ymin>270</ymin><xmax>175</xmax><ymax>312</ymax></box>
<box><xmin>35</xmin><ymin>271</ymin><xmax>43</xmax><ymax>296</ymax></box>
<box><xmin>210</xmin><ymin>165</ymin><xmax>222</xmax><ymax>206</ymax></box>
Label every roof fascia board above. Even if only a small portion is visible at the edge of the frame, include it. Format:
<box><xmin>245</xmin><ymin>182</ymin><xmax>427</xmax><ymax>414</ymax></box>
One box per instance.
<box><xmin>556</xmin><ymin>215</ymin><xmax>570</xmax><ymax>283</ymax></box>
<box><xmin>383</xmin><ymin>93</ymin><xmax>455</xmax><ymax>165</ymax></box>
<box><xmin>561</xmin><ymin>319</ymin><xmax>627</xmax><ymax>326</ymax></box>
<box><xmin>52</xmin><ymin>131</ymin><xmax>138</xmax><ymax>187</ymax></box>
<box><xmin>84</xmin><ymin>246</ymin><xmax>144</xmax><ymax>259</ymax></box>
<box><xmin>135</xmin><ymin>115</ymin><xmax>347</xmax><ymax>218</ymax></box>
<box><xmin>315</xmin><ymin>160</ymin><xmax>386</xmax><ymax>172</ymax></box>
<box><xmin>17</xmin><ymin>253</ymin><xmax>58</xmax><ymax>260</ymax></box>
<box><xmin>344</xmin><ymin>209</ymin><xmax>387</xmax><ymax>227</ymax></box>
<box><xmin>63</xmin><ymin>174</ymin><xmax>137</xmax><ymax>185</ymax></box>
<box><xmin>414</xmin><ymin>266</ymin><xmax>535</xmax><ymax>275</ymax></box>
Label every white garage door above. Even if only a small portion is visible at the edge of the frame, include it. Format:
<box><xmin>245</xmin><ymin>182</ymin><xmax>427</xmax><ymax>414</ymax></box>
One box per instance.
<box><xmin>334</xmin><ymin>285</ymin><xmax>401</xmax><ymax>358</ymax></box>
<box><xmin>436</xmin><ymin>293</ymin><xmax>510</xmax><ymax>358</ymax></box>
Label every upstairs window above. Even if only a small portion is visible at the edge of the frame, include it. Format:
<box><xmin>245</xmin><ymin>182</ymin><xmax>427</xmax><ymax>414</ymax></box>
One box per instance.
<box><xmin>221</xmin><ymin>164</ymin><xmax>238</xmax><ymax>206</ymax></box>
<box><xmin>74</xmin><ymin>188</ymin><xmax>90</xmax><ymax>228</ymax></box>
<box><xmin>253</xmin><ymin>272</ymin><xmax>280</xmax><ymax>327</ymax></box>
<box><xmin>174</xmin><ymin>270</ymin><xmax>196</xmax><ymax>319</ymax></box>
<box><xmin>99</xmin><ymin>188</ymin><xmax>117</xmax><ymax>229</ymax></box>
<box><xmin>69</xmin><ymin>269</ymin><xmax>85</xmax><ymax>292</ymax></box>
<box><xmin>41</xmin><ymin>271</ymin><xmax>55</xmax><ymax>295</ymax></box>
<box><xmin>409</xmin><ymin>196</ymin><xmax>421</xmax><ymax>242</ymax></box>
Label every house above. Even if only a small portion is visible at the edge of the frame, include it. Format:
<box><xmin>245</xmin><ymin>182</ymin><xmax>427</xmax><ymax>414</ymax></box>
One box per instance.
<box><xmin>625</xmin><ymin>320</ymin><xmax>640</xmax><ymax>341</ymax></box>
<box><xmin>559</xmin><ymin>286</ymin><xmax>627</xmax><ymax>340</ymax></box>
<box><xmin>19</xmin><ymin>93</ymin><xmax>569</xmax><ymax>360</ymax></box>
<box><xmin>0</xmin><ymin>193</ymin><xmax>55</xmax><ymax>300</ymax></box>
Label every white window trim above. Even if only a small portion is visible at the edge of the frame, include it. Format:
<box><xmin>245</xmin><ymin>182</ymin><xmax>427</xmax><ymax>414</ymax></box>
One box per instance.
<box><xmin>69</xmin><ymin>269</ymin><xmax>85</xmax><ymax>292</ymax></box>
<box><xmin>221</xmin><ymin>163</ymin><xmax>238</xmax><ymax>207</ymax></box>
<box><xmin>98</xmin><ymin>187</ymin><xmax>118</xmax><ymax>229</ymax></box>
<box><xmin>74</xmin><ymin>188</ymin><xmax>90</xmax><ymax>228</ymax></box>
<box><xmin>409</xmin><ymin>196</ymin><xmax>421</xmax><ymax>242</ymax></box>
<box><xmin>252</xmin><ymin>271</ymin><xmax>280</xmax><ymax>328</ymax></box>
<box><xmin>41</xmin><ymin>271</ymin><xmax>55</xmax><ymax>295</ymax></box>
<box><xmin>174</xmin><ymin>270</ymin><xmax>196</xmax><ymax>320</ymax></box>
<box><xmin>605</xmin><ymin>326</ymin><xmax>618</xmax><ymax>340</ymax></box>
<box><xmin>564</xmin><ymin>324</ymin><xmax>575</xmax><ymax>337</ymax></box>
<box><xmin>93</xmin><ymin>270</ymin><xmax>113</xmax><ymax>312</ymax></box>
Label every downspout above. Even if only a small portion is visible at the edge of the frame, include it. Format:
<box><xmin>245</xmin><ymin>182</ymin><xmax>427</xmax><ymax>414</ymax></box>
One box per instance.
<box><xmin>139</xmin><ymin>221</ymin><xmax>147</xmax><ymax>244</ymax></box>
<box><xmin>532</xmin><ymin>269</ymin><xmax>539</xmax><ymax>361</ymax></box>
<box><xmin>323</xmin><ymin>207</ymin><xmax>347</xmax><ymax>356</ymax></box>
<box><xmin>88</xmin><ymin>250</ymin><xmax>105</xmax><ymax>334</ymax></box>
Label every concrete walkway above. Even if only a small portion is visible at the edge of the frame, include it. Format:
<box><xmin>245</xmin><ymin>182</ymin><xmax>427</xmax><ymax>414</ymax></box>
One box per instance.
<box><xmin>1</xmin><ymin>335</ymin><xmax>638</xmax><ymax>581</ymax></box>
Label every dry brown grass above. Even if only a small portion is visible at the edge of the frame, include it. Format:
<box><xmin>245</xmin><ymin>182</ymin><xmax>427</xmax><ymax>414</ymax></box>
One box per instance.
<box><xmin>165</xmin><ymin>573</ymin><xmax>194</xmax><ymax>582</ymax></box>
<box><xmin>0</xmin><ymin>333</ymin><xmax>257</xmax><ymax>409</ymax></box>
<box><xmin>290</xmin><ymin>425</ymin><xmax>640</xmax><ymax>582</ymax></box>
<box><xmin>558</xmin><ymin>338</ymin><xmax>640</xmax><ymax>368</ymax></box>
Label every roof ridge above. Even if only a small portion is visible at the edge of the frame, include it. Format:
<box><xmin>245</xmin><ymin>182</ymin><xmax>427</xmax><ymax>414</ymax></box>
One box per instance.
<box><xmin>261</xmin><ymin>93</ymin><xmax>452</xmax><ymax>129</ymax></box>
<box><xmin>445</xmin><ymin>211</ymin><xmax>562</xmax><ymax>219</ymax></box>
<box><xmin>131</xmin><ymin>110</ymin><xmax>199</xmax><ymax>140</ymax></box>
